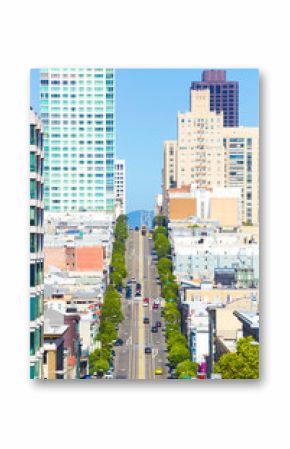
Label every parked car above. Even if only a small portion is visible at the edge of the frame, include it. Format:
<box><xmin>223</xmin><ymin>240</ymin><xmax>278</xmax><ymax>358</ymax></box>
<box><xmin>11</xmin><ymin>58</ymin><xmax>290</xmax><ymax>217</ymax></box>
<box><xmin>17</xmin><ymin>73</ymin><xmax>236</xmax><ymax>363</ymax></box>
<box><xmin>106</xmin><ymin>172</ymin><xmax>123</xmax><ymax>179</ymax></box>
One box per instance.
<box><xmin>143</xmin><ymin>317</ymin><xmax>150</xmax><ymax>324</ymax></box>
<box><xmin>151</xmin><ymin>326</ymin><xmax>158</xmax><ymax>333</ymax></box>
<box><xmin>153</xmin><ymin>303</ymin><xmax>159</xmax><ymax>309</ymax></box>
<box><xmin>114</xmin><ymin>338</ymin><xmax>124</xmax><ymax>346</ymax></box>
<box><xmin>145</xmin><ymin>347</ymin><xmax>152</xmax><ymax>354</ymax></box>
<box><xmin>111</xmin><ymin>349</ymin><xmax>116</xmax><ymax>357</ymax></box>
<box><xmin>155</xmin><ymin>367</ymin><xmax>163</xmax><ymax>375</ymax></box>
<box><xmin>156</xmin><ymin>321</ymin><xmax>162</xmax><ymax>327</ymax></box>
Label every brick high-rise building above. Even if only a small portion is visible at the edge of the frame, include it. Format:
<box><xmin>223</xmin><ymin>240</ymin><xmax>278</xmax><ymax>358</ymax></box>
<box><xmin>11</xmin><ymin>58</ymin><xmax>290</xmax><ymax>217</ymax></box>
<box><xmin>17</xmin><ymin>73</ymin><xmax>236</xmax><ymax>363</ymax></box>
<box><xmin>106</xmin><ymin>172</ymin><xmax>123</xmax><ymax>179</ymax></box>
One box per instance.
<box><xmin>191</xmin><ymin>70</ymin><xmax>239</xmax><ymax>127</ymax></box>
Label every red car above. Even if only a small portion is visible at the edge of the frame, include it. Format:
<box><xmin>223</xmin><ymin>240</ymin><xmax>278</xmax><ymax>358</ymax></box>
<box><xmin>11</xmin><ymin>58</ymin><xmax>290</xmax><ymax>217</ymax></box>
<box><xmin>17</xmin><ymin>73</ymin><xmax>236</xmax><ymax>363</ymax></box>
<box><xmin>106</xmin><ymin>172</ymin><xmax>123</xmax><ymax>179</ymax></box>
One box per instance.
<box><xmin>153</xmin><ymin>303</ymin><xmax>159</xmax><ymax>309</ymax></box>
<box><xmin>143</xmin><ymin>297</ymin><xmax>150</xmax><ymax>303</ymax></box>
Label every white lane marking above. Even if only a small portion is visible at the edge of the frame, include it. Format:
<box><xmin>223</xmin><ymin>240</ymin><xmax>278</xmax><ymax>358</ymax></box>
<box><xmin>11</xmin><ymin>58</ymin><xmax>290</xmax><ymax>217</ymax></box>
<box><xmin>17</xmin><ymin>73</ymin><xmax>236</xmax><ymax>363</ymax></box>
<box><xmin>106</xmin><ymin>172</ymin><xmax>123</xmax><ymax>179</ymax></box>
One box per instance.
<box><xmin>152</xmin><ymin>348</ymin><xmax>158</xmax><ymax>359</ymax></box>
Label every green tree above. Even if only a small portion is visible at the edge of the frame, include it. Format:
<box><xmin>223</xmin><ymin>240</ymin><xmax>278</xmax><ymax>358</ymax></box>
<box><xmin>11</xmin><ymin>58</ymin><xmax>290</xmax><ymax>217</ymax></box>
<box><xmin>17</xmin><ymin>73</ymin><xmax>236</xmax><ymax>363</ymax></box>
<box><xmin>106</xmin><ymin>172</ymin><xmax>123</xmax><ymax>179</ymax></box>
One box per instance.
<box><xmin>154</xmin><ymin>234</ymin><xmax>170</xmax><ymax>258</ymax></box>
<box><xmin>157</xmin><ymin>257</ymin><xmax>172</xmax><ymax>278</ymax></box>
<box><xmin>214</xmin><ymin>336</ymin><xmax>259</xmax><ymax>379</ymax></box>
<box><xmin>168</xmin><ymin>343</ymin><xmax>191</xmax><ymax>368</ymax></box>
<box><xmin>153</xmin><ymin>226</ymin><xmax>168</xmax><ymax>240</ymax></box>
<box><xmin>167</xmin><ymin>332</ymin><xmax>188</xmax><ymax>350</ymax></box>
<box><xmin>94</xmin><ymin>359</ymin><xmax>110</xmax><ymax>377</ymax></box>
<box><xmin>176</xmin><ymin>360</ymin><xmax>198</xmax><ymax>379</ymax></box>
<box><xmin>164</xmin><ymin>303</ymin><xmax>180</xmax><ymax>325</ymax></box>
<box><xmin>99</xmin><ymin>319</ymin><xmax>118</xmax><ymax>341</ymax></box>
<box><xmin>153</xmin><ymin>215</ymin><xmax>168</xmax><ymax>227</ymax></box>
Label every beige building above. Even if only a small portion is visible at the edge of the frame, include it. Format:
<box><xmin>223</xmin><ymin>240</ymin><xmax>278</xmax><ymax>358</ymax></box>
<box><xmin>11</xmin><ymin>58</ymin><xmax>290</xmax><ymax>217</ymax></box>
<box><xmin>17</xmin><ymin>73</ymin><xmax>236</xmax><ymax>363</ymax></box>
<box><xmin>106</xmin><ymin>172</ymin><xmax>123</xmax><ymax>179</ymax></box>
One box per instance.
<box><xmin>176</xmin><ymin>90</ymin><xmax>225</xmax><ymax>189</ymax></box>
<box><xmin>223</xmin><ymin>127</ymin><xmax>259</xmax><ymax>225</ymax></box>
<box><xmin>162</xmin><ymin>89</ymin><xmax>259</xmax><ymax>227</ymax></box>
<box><xmin>165</xmin><ymin>184</ymin><xmax>241</xmax><ymax>228</ymax></box>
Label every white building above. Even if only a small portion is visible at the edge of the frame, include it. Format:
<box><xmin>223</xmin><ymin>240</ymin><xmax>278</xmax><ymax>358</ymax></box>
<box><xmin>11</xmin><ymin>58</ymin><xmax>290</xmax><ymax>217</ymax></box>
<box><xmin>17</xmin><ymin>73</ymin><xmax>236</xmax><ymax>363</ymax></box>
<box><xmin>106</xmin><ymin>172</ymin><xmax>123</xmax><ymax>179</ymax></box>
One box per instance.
<box><xmin>40</xmin><ymin>68</ymin><xmax>115</xmax><ymax>212</ymax></box>
<box><xmin>115</xmin><ymin>159</ymin><xmax>126</xmax><ymax>216</ymax></box>
<box><xmin>171</xmin><ymin>232</ymin><xmax>259</xmax><ymax>283</ymax></box>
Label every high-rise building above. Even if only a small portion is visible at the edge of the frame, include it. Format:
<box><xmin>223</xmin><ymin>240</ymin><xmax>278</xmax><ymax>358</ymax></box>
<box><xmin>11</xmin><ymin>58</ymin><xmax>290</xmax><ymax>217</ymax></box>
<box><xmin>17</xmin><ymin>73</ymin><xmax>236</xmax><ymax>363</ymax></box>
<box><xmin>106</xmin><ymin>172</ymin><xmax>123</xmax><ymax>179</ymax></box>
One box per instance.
<box><xmin>162</xmin><ymin>140</ymin><xmax>177</xmax><ymax>210</ymax></box>
<box><xmin>40</xmin><ymin>68</ymin><xmax>115</xmax><ymax>212</ymax></box>
<box><xmin>115</xmin><ymin>159</ymin><xmax>126</xmax><ymax>216</ymax></box>
<box><xmin>176</xmin><ymin>89</ymin><xmax>225</xmax><ymax>189</ymax></box>
<box><xmin>191</xmin><ymin>69</ymin><xmax>239</xmax><ymax>127</ymax></box>
<box><xmin>223</xmin><ymin>127</ymin><xmax>259</xmax><ymax>225</ymax></box>
<box><xmin>163</xmin><ymin>87</ymin><xmax>259</xmax><ymax>226</ymax></box>
<box><xmin>30</xmin><ymin>108</ymin><xmax>44</xmax><ymax>379</ymax></box>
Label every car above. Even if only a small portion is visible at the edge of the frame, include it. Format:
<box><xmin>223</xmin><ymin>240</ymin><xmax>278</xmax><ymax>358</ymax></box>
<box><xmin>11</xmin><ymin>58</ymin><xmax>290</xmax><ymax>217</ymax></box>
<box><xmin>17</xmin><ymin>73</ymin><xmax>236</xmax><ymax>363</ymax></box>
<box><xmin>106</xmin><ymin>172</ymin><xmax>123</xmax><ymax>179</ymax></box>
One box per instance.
<box><xmin>104</xmin><ymin>373</ymin><xmax>113</xmax><ymax>379</ymax></box>
<box><xmin>151</xmin><ymin>326</ymin><xmax>158</xmax><ymax>333</ymax></box>
<box><xmin>111</xmin><ymin>349</ymin><xmax>116</xmax><ymax>357</ymax></box>
<box><xmin>168</xmin><ymin>373</ymin><xmax>178</xmax><ymax>379</ymax></box>
<box><xmin>143</xmin><ymin>297</ymin><xmax>150</xmax><ymax>303</ymax></box>
<box><xmin>143</xmin><ymin>317</ymin><xmax>149</xmax><ymax>324</ymax></box>
<box><xmin>114</xmin><ymin>338</ymin><xmax>124</xmax><ymax>346</ymax></box>
<box><xmin>153</xmin><ymin>303</ymin><xmax>159</xmax><ymax>309</ymax></box>
<box><xmin>145</xmin><ymin>347</ymin><xmax>152</xmax><ymax>354</ymax></box>
<box><xmin>143</xmin><ymin>301</ymin><xmax>149</xmax><ymax>307</ymax></box>
<box><xmin>155</xmin><ymin>367</ymin><xmax>163</xmax><ymax>375</ymax></box>
<box><xmin>156</xmin><ymin>321</ymin><xmax>162</xmax><ymax>327</ymax></box>
<box><xmin>131</xmin><ymin>277</ymin><xmax>136</xmax><ymax>283</ymax></box>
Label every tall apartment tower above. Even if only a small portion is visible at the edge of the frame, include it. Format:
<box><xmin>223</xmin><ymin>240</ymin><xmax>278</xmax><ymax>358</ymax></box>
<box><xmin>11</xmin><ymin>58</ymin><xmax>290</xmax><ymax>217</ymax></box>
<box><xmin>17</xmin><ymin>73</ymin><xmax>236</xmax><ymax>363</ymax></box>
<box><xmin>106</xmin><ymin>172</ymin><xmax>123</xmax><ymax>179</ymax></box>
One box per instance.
<box><xmin>40</xmin><ymin>68</ymin><xmax>115</xmax><ymax>212</ymax></box>
<box><xmin>30</xmin><ymin>108</ymin><xmax>44</xmax><ymax>379</ymax></box>
<box><xmin>176</xmin><ymin>89</ymin><xmax>225</xmax><ymax>189</ymax></box>
<box><xmin>115</xmin><ymin>159</ymin><xmax>126</xmax><ymax>216</ymax></box>
<box><xmin>191</xmin><ymin>69</ymin><xmax>239</xmax><ymax>127</ymax></box>
<box><xmin>162</xmin><ymin>141</ymin><xmax>177</xmax><ymax>212</ymax></box>
<box><xmin>223</xmin><ymin>127</ymin><xmax>259</xmax><ymax>225</ymax></box>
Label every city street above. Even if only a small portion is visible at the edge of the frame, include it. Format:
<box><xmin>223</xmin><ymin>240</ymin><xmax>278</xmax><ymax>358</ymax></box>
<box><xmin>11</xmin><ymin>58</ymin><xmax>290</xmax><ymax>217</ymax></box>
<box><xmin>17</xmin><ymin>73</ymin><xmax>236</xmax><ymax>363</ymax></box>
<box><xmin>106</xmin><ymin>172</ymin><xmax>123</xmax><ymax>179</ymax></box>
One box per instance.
<box><xmin>113</xmin><ymin>229</ymin><xmax>168</xmax><ymax>380</ymax></box>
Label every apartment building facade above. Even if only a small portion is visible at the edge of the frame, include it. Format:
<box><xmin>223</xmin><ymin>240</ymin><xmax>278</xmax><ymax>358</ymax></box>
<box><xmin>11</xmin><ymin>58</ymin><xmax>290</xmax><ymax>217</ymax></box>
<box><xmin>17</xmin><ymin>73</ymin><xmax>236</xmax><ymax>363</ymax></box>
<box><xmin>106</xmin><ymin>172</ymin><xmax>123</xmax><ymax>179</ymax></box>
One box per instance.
<box><xmin>223</xmin><ymin>127</ymin><xmax>259</xmax><ymax>225</ymax></box>
<box><xmin>30</xmin><ymin>108</ymin><xmax>44</xmax><ymax>379</ymax></box>
<box><xmin>176</xmin><ymin>90</ymin><xmax>225</xmax><ymax>190</ymax></box>
<box><xmin>40</xmin><ymin>68</ymin><xmax>115</xmax><ymax>212</ymax></box>
<box><xmin>115</xmin><ymin>159</ymin><xmax>126</xmax><ymax>215</ymax></box>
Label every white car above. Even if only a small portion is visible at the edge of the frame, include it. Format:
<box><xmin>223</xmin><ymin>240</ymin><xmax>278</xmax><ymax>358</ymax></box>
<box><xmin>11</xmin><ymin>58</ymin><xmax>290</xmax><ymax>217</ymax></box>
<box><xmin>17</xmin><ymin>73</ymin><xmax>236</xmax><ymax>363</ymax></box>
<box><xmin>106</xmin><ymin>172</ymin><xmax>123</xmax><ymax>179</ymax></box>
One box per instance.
<box><xmin>104</xmin><ymin>372</ymin><xmax>113</xmax><ymax>379</ymax></box>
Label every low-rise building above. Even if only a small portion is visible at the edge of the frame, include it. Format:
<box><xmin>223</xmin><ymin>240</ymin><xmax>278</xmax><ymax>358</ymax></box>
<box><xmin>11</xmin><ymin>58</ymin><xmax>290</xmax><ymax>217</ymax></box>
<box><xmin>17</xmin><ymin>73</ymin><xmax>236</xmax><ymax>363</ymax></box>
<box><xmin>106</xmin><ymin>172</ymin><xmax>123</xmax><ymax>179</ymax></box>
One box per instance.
<box><xmin>172</xmin><ymin>232</ymin><xmax>259</xmax><ymax>284</ymax></box>
<box><xmin>165</xmin><ymin>184</ymin><xmax>241</xmax><ymax>229</ymax></box>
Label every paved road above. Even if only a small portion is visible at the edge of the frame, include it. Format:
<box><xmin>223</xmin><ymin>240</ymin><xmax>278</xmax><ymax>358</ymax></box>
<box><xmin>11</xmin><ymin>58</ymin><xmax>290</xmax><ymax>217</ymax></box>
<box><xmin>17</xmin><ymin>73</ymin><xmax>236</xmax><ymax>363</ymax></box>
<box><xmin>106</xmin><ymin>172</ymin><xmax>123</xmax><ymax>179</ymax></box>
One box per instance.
<box><xmin>113</xmin><ymin>229</ymin><xmax>169</xmax><ymax>380</ymax></box>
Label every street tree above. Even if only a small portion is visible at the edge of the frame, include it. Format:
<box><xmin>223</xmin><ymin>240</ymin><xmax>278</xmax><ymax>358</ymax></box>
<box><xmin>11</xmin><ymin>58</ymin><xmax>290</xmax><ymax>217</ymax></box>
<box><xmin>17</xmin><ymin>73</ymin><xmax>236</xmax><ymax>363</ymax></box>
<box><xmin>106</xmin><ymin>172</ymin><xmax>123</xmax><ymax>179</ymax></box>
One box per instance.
<box><xmin>214</xmin><ymin>336</ymin><xmax>259</xmax><ymax>379</ymax></box>
<box><xmin>168</xmin><ymin>343</ymin><xmax>191</xmax><ymax>367</ymax></box>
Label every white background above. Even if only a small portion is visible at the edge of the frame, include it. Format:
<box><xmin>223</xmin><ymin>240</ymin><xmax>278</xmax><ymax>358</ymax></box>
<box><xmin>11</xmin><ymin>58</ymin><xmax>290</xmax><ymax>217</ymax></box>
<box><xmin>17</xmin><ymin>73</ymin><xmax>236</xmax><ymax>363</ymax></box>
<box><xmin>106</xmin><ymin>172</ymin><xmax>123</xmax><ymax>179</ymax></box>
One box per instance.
<box><xmin>0</xmin><ymin>0</ymin><xmax>289</xmax><ymax>447</ymax></box>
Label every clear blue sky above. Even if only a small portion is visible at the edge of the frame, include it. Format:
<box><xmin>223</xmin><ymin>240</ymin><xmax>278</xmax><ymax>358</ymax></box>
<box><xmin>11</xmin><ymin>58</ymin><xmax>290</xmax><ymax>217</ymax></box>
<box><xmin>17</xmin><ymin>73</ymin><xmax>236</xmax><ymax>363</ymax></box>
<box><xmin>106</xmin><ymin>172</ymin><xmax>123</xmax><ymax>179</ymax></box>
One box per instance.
<box><xmin>30</xmin><ymin>68</ymin><xmax>259</xmax><ymax>212</ymax></box>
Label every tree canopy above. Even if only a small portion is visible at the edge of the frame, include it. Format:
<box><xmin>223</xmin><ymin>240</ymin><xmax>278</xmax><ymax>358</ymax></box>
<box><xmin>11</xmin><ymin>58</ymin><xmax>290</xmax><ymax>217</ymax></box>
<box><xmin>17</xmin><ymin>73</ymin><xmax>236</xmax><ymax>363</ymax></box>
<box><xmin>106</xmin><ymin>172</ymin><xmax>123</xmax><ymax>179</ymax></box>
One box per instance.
<box><xmin>214</xmin><ymin>336</ymin><xmax>259</xmax><ymax>379</ymax></box>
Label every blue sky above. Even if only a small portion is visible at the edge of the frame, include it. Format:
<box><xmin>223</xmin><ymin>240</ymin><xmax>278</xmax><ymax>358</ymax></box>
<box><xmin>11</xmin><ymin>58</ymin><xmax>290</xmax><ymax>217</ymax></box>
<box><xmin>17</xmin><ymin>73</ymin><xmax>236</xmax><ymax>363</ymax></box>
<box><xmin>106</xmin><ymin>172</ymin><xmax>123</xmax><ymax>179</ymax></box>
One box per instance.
<box><xmin>30</xmin><ymin>68</ymin><xmax>259</xmax><ymax>212</ymax></box>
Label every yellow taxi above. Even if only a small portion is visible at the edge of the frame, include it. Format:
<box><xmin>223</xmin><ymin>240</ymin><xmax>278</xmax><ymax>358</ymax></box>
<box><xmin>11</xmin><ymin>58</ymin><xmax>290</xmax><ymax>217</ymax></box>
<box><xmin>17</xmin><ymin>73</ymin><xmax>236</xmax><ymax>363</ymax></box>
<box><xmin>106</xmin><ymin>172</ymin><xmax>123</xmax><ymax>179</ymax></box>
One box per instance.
<box><xmin>155</xmin><ymin>367</ymin><xmax>163</xmax><ymax>375</ymax></box>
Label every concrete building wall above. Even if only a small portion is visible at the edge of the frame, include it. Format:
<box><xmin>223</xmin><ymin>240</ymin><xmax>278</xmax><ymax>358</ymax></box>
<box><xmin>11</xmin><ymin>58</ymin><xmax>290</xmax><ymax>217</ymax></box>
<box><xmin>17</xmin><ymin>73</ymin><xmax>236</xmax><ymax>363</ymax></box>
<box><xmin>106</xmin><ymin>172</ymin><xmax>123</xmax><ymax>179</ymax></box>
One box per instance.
<box><xmin>44</xmin><ymin>247</ymin><xmax>67</xmax><ymax>272</ymax></box>
<box><xmin>169</xmin><ymin>197</ymin><xmax>197</xmax><ymax>220</ymax></box>
<box><xmin>45</xmin><ymin>245</ymin><xmax>104</xmax><ymax>272</ymax></box>
<box><xmin>176</xmin><ymin>90</ymin><xmax>225</xmax><ymax>190</ymax></box>
<box><xmin>223</xmin><ymin>127</ymin><xmax>259</xmax><ymax>225</ymax></box>
<box><xmin>76</xmin><ymin>246</ymin><xmax>104</xmax><ymax>271</ymax></box>
<box><xmin>210</xmin><ymin>197</ymin><xmax>239</xmax><ymax>227</ymax></box>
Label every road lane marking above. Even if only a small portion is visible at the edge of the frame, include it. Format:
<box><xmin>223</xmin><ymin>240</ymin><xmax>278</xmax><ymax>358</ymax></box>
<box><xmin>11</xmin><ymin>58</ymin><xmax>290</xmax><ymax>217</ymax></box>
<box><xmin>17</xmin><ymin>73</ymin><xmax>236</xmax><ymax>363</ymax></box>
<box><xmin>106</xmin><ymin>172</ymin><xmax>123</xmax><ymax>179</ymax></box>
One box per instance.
<box><xmin>138</xmin><ymin>232</ymin><xmax>145</xmax><ymax>380</ymax></box>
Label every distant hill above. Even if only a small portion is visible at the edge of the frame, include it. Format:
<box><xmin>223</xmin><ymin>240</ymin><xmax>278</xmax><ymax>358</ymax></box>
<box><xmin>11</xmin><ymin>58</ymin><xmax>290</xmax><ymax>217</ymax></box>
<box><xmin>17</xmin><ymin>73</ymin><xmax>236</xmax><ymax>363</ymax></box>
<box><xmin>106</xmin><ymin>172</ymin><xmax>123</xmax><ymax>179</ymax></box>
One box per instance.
<box><xmin>126</xmin><ymin>210</ymin><xmax>154</xmax><ymax>229</ymax></box>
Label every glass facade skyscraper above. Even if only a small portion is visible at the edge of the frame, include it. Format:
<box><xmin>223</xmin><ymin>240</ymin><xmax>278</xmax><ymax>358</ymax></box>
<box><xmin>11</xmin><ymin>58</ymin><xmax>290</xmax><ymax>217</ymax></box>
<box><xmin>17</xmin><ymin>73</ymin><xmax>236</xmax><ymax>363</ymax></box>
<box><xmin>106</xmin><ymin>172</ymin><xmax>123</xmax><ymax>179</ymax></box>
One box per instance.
<box><xmin>40</xmin><ymin>68</ymin><xmax>115</xmax><ymax>212</ymax></box>
<box><xmin>191</xmin><ymin>70</ymin><xmax>239</xmax><ymax>127</ymax></box>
